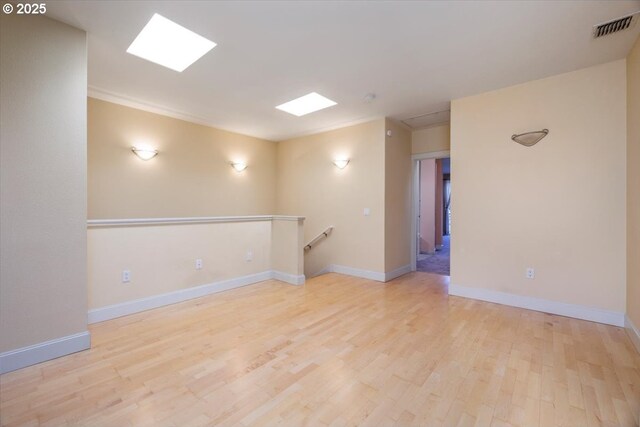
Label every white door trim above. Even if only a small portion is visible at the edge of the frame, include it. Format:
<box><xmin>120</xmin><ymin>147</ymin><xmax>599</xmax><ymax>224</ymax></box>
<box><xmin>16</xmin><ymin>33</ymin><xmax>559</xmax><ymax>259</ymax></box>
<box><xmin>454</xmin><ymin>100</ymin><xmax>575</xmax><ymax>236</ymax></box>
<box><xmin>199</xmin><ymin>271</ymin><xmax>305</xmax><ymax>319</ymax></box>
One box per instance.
<box><xmin>411</xmin><ymin>150</ymin><xmax>451</xmax><ymax>272</ymax></box>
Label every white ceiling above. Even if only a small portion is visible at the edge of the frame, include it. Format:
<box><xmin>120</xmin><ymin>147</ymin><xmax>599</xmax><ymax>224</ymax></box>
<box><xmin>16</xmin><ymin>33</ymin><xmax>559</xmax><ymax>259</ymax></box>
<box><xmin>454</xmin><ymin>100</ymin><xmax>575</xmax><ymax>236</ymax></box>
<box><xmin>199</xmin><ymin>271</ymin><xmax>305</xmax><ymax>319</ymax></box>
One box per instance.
<box><xmin>46</xmin><ymin>1</ymin><xmax>640</xmax><ymax>141</ymax></box>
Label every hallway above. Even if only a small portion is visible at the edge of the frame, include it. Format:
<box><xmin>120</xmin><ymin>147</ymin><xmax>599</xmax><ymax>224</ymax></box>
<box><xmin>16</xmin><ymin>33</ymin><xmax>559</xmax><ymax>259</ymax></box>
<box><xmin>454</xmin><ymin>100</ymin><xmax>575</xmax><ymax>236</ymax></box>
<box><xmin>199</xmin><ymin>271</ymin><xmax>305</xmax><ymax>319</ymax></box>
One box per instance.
<box><xmin>417</xmin><ymin>235</ymin><xmax>450</xmax><ymax>276</ymax></box>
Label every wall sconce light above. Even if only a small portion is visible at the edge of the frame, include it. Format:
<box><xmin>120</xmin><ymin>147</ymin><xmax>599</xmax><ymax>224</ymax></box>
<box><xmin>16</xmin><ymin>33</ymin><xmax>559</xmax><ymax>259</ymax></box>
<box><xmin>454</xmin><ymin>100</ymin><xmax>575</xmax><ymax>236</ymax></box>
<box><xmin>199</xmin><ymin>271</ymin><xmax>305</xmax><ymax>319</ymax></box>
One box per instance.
<box><xmin>333</xmin><ymin>159</ymin><xmax>350</xmax><ymax>169</ymax></box>
<box><xmin>231</xmin><ymin>162</ymin><xmax>247</xmax><ymax>172</ymax></box>
<box><xmin>131</xmin><ymin>147</ymin><xmax>158</xmax><ymax>160</ymax></box>
<box><xmin>511</xmin><ymin>129</ymin><xmax>549</xmax><ymax>147</ymax></box>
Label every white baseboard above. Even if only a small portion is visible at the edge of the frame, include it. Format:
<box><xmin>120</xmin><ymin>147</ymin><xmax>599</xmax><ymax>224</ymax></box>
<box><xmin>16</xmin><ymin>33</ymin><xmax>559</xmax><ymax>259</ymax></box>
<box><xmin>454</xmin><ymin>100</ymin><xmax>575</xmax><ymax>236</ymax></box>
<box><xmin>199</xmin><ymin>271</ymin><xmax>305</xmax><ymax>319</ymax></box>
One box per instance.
<box><xmin>88</xmin><ymin>270</ymin><xmax>303</xmax><ymax>324</ymax></box>
<box><xmin>329</xmin><ymin>264</ymin><xmax>386</xmax><ymax>282</ymax></box>
<box><xmin>311</xmin><ymin>264</ymin><xmax>410</xmax><ymax>282</ymax></box>
<box><xmin>385</xmin><ymin>264</ymin><xmax>412</xmax><ymax>281</ymax></box>
<box><xmin>449</xmin><ymin>283</ymin><xmax>624</xmax><ymax>327</ymax></box>
<box><xmin>0</xmin><ymin>331</ymin><xmax>91</xmax><ymax>374</ymax></box>
<box><xmin>625</xmin><ymin>315</ymin><xmax>640</xmax><ymax>354</ymax></box>
<box><xmin>272</xmin><ymin>271</ymin><xmax>305</xmax><ymax>286</ymax></box>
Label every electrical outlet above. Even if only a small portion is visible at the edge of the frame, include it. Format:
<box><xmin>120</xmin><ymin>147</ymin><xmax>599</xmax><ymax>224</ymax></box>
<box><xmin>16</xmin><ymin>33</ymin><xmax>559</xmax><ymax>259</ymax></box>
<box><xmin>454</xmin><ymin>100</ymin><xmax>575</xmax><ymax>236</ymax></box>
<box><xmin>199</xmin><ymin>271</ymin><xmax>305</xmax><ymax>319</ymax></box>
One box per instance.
<box><xmin>246</xmin><ymin>251</ymin><xmax>253</xmax><ymax>262</ymax></box>
<box><xmin>364</xmin><ymin>208</ymin><xmax>371</xmax><ymax>216</ymax></box>
<box><xmin>122</xmin><ymin>270</ymin><xmax>131</xmax><ymax>283</ymax></box>
<box><xmin>195</xmin><ymin>259</ymin><xmax>203</xmax><ymax>270</ymax></box>
<box><xmin>526</xmin><ymin>268</ymin><xmax>535</xmax><ymax>279</ymax></box>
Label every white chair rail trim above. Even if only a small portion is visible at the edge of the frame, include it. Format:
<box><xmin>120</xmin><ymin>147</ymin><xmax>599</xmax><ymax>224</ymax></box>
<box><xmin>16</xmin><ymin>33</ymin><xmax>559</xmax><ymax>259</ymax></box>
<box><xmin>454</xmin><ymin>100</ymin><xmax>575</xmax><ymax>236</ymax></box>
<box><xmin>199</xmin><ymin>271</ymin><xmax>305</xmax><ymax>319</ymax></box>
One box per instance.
<box><xmin>87</xmin><ymin>215</ymin><xmax>305</xmax><ymax>228</ymax></box>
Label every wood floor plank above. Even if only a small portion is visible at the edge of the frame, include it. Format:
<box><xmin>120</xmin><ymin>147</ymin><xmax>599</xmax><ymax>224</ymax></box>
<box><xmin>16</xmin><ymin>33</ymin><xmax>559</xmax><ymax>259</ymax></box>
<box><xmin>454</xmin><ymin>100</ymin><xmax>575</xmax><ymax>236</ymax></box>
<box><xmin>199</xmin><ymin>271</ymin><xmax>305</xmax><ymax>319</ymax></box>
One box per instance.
<box><xmin>1</xmin><ymin>272</ymin><xmax>639</xmax><ymax>426</ymax></box>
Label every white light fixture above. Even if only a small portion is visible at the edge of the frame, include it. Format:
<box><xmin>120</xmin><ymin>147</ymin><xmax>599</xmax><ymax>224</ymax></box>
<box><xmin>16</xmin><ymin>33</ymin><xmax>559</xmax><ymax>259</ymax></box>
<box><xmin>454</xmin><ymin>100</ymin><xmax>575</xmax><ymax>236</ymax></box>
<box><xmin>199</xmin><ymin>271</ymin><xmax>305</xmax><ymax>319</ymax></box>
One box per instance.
<box><xmin>231</xmin><ymin>162</ymin><xmax>247</xmax><ymax>172</ymax></box>
<box><xmin>126</xmin><ymin>13</ymin><xmax>216</xmax><ymax>72</ymax></box>
<box><xmin>276</xmin><ymin>92</ymin><xmax>337</xmax><ymax>117</ymax></box>
<box><xmin>131</xmin><ymin>147</ymin><xmax>158</xmax><ymax>161</ymax></box>
<box><xmin>333</xmin><ymin>159</ymin><xmax>350</xmax><ymax>169</ymax></box>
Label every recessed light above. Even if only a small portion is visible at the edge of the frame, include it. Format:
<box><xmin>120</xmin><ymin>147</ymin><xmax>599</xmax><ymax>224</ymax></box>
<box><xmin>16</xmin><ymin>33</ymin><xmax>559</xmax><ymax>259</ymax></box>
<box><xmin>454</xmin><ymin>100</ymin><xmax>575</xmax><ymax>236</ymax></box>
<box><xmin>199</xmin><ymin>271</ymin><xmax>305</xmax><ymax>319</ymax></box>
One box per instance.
<box><xmin>276</xmin><ymin>92</ymin><xmax>337</xmax><ymax>117</ymax></box>
<box><xmin>127</xmin><ymin>13</ymin><xmax>216</xmax><ymax>72</ymax></box>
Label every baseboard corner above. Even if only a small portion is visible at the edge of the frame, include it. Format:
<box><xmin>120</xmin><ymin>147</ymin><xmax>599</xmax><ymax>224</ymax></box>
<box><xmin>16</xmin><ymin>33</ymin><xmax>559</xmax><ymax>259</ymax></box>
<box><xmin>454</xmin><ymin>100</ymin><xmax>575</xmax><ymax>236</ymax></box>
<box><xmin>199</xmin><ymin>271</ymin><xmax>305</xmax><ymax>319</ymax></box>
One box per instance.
<box><xmin>271</xmin><ymin>270</ymin><xmax>305</xmax><ymax>286</ymax></box>
<box><xmin>311</xmin><ymin>266</ymin><xmax>332</xmax><ymax>277</ymax></box>
<box><xmin>624</xmin><ymin>314</ymin><xmax>640</xmax><ymax>355</ymax></box>
<box><xmin>384</xmin><ymin>264</ymin><xmax>412</xmax><ymax>282</ymax></box>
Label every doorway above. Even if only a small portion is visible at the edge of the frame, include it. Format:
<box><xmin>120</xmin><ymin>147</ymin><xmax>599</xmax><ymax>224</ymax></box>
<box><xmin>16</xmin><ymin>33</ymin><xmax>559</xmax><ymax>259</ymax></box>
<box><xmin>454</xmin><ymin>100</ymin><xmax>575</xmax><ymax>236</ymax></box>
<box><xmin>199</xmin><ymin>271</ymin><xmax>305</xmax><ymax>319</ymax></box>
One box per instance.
<box><xmin>411</xmin><ymin>152</ymin><xmax>451</xmax><ymax>276</ymax></box>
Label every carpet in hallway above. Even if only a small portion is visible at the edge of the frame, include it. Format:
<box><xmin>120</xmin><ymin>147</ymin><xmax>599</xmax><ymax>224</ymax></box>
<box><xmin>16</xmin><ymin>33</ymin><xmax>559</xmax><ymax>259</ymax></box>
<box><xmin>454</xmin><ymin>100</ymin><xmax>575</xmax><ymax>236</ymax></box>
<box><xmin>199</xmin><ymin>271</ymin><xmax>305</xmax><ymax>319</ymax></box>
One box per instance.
<box><xmin>417</xmin><ymin>235</ymin><xmax>450</xmax><ymax>276</ymax></box>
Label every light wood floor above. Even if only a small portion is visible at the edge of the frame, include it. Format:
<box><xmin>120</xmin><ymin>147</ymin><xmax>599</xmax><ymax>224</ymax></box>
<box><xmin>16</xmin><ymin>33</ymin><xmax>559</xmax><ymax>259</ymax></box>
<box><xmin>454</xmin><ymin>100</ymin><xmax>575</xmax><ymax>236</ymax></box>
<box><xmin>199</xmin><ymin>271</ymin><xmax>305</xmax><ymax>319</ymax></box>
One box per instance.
<box><xmin>1</xmin><ymin>272</ymin><xmax>639</xmax><ymax>427</ymax></box>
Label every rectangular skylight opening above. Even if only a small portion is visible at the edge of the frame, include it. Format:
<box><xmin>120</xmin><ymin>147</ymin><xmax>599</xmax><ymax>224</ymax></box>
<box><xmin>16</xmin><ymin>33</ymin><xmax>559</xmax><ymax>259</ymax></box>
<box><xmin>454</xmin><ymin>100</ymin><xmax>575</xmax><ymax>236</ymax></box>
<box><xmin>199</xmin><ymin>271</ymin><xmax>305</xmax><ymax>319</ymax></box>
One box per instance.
<box><xmin>276</xmin><ymin>92</ymin><xmax>337</xmax><ymax>116</ymax></box>
<box><xmin>127</xmin><ymin>13</ymin><xmax>216</xmax><ymax>72</ymax></box>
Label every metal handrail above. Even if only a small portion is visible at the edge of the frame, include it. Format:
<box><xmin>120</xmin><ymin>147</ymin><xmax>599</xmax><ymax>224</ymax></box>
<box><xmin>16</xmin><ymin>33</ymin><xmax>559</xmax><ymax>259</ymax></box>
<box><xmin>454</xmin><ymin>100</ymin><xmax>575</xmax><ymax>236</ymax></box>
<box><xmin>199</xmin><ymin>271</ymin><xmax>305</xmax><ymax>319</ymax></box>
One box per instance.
<box><xmin>304</xmin><ymin>226</ymin><xmax>334</xmax><ymax>251</ymax></box>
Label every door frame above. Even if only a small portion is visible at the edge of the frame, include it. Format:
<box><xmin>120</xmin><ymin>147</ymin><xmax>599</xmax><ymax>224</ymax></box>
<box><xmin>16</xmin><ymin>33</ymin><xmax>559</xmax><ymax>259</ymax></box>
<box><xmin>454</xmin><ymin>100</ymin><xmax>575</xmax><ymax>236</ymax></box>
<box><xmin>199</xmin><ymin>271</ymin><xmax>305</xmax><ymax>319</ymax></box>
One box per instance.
<box><xmin>411</xmin><ymin>150</ymin><xmax>451</xmax><ymax>272</ymax></box>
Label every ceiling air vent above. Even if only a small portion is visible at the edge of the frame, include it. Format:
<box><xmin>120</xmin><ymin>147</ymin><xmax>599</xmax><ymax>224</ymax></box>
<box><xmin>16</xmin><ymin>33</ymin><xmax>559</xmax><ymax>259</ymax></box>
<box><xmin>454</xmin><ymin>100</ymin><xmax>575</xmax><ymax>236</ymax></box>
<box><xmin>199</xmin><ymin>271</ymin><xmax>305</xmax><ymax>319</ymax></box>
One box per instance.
<box><xmin>402</xmin><ymin>110</ymin><xmax>450</xmax><ymax>130</ymax></box>
<box><xmin>593</xmin><ymin>12</ymin><xmax>639</xmax><ymax>38</ymax></box>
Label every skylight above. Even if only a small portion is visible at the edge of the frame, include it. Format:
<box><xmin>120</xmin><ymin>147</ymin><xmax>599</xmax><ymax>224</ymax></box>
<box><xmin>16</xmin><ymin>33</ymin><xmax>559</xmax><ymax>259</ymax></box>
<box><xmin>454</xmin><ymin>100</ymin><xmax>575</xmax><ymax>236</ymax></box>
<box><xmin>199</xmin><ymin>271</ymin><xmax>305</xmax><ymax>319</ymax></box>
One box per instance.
<box><xmin>127</xmin><ymin>14</ymin><xmax>216</xmax><ymax>72</ymax></box>
<box><xmin>276</xmin><ymin>92</ymin><xmax>337</xmax><ymax>117</ymax></box>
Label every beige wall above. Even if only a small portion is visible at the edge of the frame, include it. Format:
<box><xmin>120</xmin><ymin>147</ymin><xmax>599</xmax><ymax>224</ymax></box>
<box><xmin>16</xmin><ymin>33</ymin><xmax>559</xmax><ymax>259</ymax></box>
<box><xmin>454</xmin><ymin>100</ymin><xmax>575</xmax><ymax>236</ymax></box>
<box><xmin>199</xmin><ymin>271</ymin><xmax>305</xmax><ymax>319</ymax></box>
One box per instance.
<box><xmin>88</xmin><ymin>98</ymin><xmax>276</xmax><ymax>219</ymax></box>
<box><xmin>451</xmin><ymin>60</ymin><xmax>627</xmax><ymax>313</ymax></box>
<box><xmin>272</xmin><ymin>219</ymin><xmax>304</xmax><ymax>277</ymax></box>
<box><xmin>412</xmin><ymin>123</ymin><xmax>450</xmax><ymax>154</ymax></box>
<box><xmin>628</xmin><ymin>36</ymin><xmax>640</xmax><ymax>334</ymax></box>
<box><xmin>88</xmin><ymin>221</ymin><xmax>270</xmax><ymax>309</ymax></box>
<box><xmin>384</xmin><ymin>119</ymin><xmax>413</xmax><ymax>272</ymax></box>
<box><xmin>0</xmin><ymin>14</ymin><xmax>88</xmax><ymax>352</ymax></box>
<box><xmin>420</xmin><ymin>159</ymin><xmax>437</xmax><ymax>254</ymax></box>
<box><xmin>276</xmin><ymin>119</ymin><xmax>386</xmax><ymax>277</ymax></box>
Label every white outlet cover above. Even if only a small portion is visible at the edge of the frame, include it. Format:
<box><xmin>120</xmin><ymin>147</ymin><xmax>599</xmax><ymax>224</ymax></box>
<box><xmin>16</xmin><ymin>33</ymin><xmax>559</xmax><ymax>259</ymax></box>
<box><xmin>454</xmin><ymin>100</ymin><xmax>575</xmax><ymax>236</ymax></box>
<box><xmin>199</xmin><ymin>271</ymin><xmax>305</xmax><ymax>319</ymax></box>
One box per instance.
<box><xmin>195</xmin><ymin>259</ymin><xmax>203</xmax><ymax>270</ymax></box>
<box><xmin>122</xmin><ymin>270</ymin><xmax>131</xmax><ymax>283</ymax></box>
<box><xmin>364</xmin><ymin>208</ymin><xmax>371</xmax><ymax>216</ymax></box>
<box><xmin>246</xmin><ymin>251</ymin><xmax>253</xmax><ymax>262</ymax></box>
